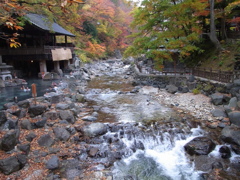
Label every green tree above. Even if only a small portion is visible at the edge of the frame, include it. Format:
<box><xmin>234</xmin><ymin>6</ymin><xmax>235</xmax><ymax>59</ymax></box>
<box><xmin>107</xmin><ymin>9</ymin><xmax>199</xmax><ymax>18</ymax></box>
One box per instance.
<box><xmin>124</xmin><ymin>0</ymin><xmax>208</xmax><ymax>65</ymax></box>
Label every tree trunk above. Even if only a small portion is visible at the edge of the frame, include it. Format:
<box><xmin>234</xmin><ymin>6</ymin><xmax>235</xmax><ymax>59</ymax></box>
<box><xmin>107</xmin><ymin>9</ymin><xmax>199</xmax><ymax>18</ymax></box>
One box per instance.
<box><xmin>209</xmin><ymin>0</ymin><xmax>221</xmax><ymax>49</ymax></box>
<box><xmin>220</xmin><ymin>9</ymin><xmax>228</xmax><ymax>40</ymax></box>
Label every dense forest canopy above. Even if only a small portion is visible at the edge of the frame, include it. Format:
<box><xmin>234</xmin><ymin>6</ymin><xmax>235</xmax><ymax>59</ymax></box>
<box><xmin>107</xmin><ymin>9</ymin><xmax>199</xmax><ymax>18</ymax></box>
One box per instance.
<box><xmin>0</xmin><ymin>0</ymin><xmax>133</xmax><ymax>61</ymax></box>
<box><xmin>125</xmin><ymin>0</ymin><xmax>240</xmax><ymax>68</ymax></box>
<box><xmin>1</xmin><ymin>0</ymin><xmax>240</xmax><ymax>64</ymax></box>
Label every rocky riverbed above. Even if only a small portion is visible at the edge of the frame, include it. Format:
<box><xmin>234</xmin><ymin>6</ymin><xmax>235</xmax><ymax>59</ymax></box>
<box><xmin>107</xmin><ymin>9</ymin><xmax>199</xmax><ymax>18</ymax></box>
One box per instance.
<box><xmin>0</xmin><ymin>58</ymin><xmax>240</xmax><ymax>179</ymax></box>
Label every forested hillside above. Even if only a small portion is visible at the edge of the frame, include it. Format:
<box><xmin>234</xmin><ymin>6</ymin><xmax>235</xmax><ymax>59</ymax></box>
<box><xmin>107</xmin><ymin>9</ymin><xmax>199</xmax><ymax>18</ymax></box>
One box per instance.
<box><xmin>0</xmin><ymin>0</ymin><xmax>134</xmax><ymax>61</ymax></box>
<box><xmin>125</xmin><ymin>0</ymin><xmax>240</xmax><ymax>70</ymax></box>
<box><xmin>1</xmin><ymin>0</ymin><xmax>240</xmax><ymax>67</ymax></box>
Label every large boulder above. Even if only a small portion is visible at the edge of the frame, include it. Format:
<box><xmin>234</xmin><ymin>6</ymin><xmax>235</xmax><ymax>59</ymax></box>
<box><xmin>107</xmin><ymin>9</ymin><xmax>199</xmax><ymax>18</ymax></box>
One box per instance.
<box><xmin>38</xmin><ymin>134</ymin><xmax>55</xmax><ymax>147</ymax></box>
<box><xmin>82</xmin><ymin>123</ymin><xmax>108</xmax><ymax>138</ymax></box>
<box><xmin>0</xmin><ymin>129</ymin><xmax>20</xmax><ymax>151</ymax></box>
<box><xmin>184</xmin><ymin>137</ymin><xmax>216</xmax><ymax>156</ymax></box>
<box><xmin>211</xmin><ymin>109</ymin><xmax>227</xmax><ymax>118</ymax></box>
<box><xmin>228</xmin><ymin>97</ymin><xmax>238</xmax><ymax>109</ymax></box>
<box><xmin>46</xmin><ymin>155</ymin><xmax>59</xmax><ymax>170</ymax></box>
<box><xmin>166</xmin><ymin>85</ymin><xmax>178</xmax><ymax>94</ymax></box>
<box><xmin>32</xmin><ymin>117</ymin><xmax>47</xmax><ymax>129</ymax></box>
<box><xmin>43</xmin><ymin>111</ymin><xmax>59</xmax><ymax>120</ymax></box>
<box><xmin>17</xmin><ymin>100</ymin><xmax>30</xmax><ymax>108</ymax></box>
<box><xmin>20</xmin><ymin>119</ymin><xmax>32</xmax><ymax>130</ymax></box>
<box><xmin>210</xmin><ymin>93</ymin><xmax>230</xmax><ymax>105</ymax></box>
<box><xmin>44</xmin><ymin>92</ymin><xmax>65</xmax><ymax>104</ymax></box>
<box><xmin>59</xmin><ymin>110</ymin><xmax>75</xmax><ymax>124</ymax></box>
<box><xmin>53</xmin><ymin>127</ymin><xmax>71</xmax><ymax>141</ymax></box>
<box><xmin>28</xmin><ymin>104</ymin><xmax>47</xmax><ymax>117</ymax></box>
<box><xmin>221</xmin><ymin>125</ymin><xmax>240</xmax><ymax>146</ymax></box>
<box><xmin>228</xmin><ymin>112</ymin><xmax>240</xmax><ymax>126</ymax></box>
<box><xmin>0</xmin><ymin>154</ymin><xmax>27</xmax><ymax>175</ymax></box>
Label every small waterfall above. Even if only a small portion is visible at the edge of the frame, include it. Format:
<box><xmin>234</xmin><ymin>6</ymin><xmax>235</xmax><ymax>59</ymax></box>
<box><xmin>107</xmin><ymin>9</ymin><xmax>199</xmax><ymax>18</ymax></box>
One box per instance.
<box><xmin>112</xmin><ymin>125</ymin><xmax>204</xmax><ymax>180</ymax></box>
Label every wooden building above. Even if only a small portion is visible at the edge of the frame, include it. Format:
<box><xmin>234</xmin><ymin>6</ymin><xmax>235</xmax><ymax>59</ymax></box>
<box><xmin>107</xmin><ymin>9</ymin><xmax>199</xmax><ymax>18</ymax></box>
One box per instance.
<box><xmin>0</xmin><ymin>13</ymin><xmax>75</xmax><ymax>78</ymax></box>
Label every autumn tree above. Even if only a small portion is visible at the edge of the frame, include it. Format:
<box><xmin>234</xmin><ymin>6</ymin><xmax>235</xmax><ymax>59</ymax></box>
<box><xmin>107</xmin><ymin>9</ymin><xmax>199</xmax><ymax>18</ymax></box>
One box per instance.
<box><xmin>0</xmin><ymin>0</ymin><xmax>84</xmax><ymax>47</ymax></box>
<box><xmin>125</xmin><ymin>0</ymin><xmax>208</xmax><ymax>66</ymax></box>
<box><xmin>77</xmin><ymin>0</ymin><xmax>133</xmax><ymax>59</ymax></box>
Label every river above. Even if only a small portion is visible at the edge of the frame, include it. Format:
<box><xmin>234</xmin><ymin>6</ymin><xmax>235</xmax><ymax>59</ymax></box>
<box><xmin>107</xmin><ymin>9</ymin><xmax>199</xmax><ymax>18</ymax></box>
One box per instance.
<box><xmin>1</xmin><ymin>59</ymin><xmax>239</xmax><ymax>179</ymax></box>
<box><xmin>81</xmin><ymin>59</ymin><xmax>240</xmax><ymax>179</ymax></box>
<box><xmin>81</xmin><ymin>60</ymin><xmax>205</xmax><ymax>179</ymax></box>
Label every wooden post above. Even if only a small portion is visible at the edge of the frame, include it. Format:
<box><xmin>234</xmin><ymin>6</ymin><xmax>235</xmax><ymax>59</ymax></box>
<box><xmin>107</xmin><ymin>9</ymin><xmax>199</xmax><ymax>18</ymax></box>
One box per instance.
<box><xmin>218</xmin><ymin>70</ymin><xmax>221</xmax><ymax>81</ymax></box>
<box><xmin>31</xmin><ymin>83</ymin><xmax>37</xmax><ymax>105</ymax></box>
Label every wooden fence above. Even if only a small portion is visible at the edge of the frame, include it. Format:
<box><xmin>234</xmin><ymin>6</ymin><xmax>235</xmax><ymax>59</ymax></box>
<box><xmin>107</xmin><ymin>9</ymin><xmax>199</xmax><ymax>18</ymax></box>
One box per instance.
<box><xmin>162</xmin><ymin>68</ymin><xmax>240</xmax><ymax>83</ymax></box>
<box><xmin>192</xmin><ymin>68</ymin><xmax>240</xmax><ymax>83</ymax></box>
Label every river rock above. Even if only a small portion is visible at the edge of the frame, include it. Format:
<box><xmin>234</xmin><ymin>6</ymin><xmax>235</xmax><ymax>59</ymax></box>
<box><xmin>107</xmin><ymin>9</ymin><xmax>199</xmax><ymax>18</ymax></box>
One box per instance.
<box><xmin>0</xmin><ymin>110</ymin><xmax>7</xmax><ymax>127</ymax></box>
<box><xmin>211</xmin><ymin>108</ymin><xmax>227</xmax><ymax>117</ymax></box>
<box><xmin>32</xmin><ymin>117</ymin><xmax>47</xmax><ymax>129</ymax></box>
<box><xmin>210</xmin><ymin>93</ymin><xmax>230</xmax><ymax>105</ymax></box>
<box><xmin>50</xmin><ymin>94</ymin><xmax>65</xmax><ymax>104</ymax></box>
<box><xmin>233</xmin><ymin>79</ymin><xmax>240</xmax><ymax>86</ymax></box>
<box><xmin>38</xmin><ymin>134</ymin><xmax>55</xmax><ymax>147</ymax></box>
<box><xmin>46</xmin><ymin>155</ymin><xmax>59</xmax><ymax>170</ymax></box>
<box><xmin>82</xmin><ymin>115</ymin><xmax>97</xmax><ymax>122</ymax></box>
<box><xmin>188</xmin><ymin>75</ymin><xmax>195</xmax><ymax>82</ymax></box>
<box><xmin>53</xmin><ymin>127</ymin><xmax>71</xmax><ymax>141</ymax></box>
<box><xmin>55</xmin><ymin>103</ymin><xmax>70</xmax><ymax>110</ymax></box>
<box><xmin>0</xmin><ymin>129</ymin><xmax>20</xmax><ymax>151</ymax></box>
<box><xmin>0</xmin><ymin>154</ymin><xmax>27</xmax><ymax>175</ymax></box>
<box><xmin>43</xmin><ymin>111</ymin><xmax>59</xmax><ymax>120</ymax></box>
<box><xmin>231</xmin><ymin>144</ymin><xmax>240</xmax><ymax>154</ymax></box>
<box><xmin>74</xmin><ymin>93</ymin><xmax>85</xmax><ymax>103</ymax></box>
<box><xmin>221</xmin><ymin>125</ymin><xmax>240</xmax><ymax>146</ymax></box>
<box><xmin>59</xmin><ymin>110</ymin><xmax>75</xmax><ymax>124</ymax></box>
<box><xmin>28</xmin><ymin>104</ymin><xmax>47</xmax><ymax>117</ymax></box>
<box><xmin>3</xmin><ymin>102</ymin><xmax>16</xmax><ymax>110</ymax></box>
<box><xmin>228</xmin><ymin>97</ymin><xmax>238</xmax><ymax>109</ymax></box>
<box><xmin>166</xmin><ymin>84</ymin><xmax>178</xmax><ymax>94</ymax></box>
<box><xmin>21</xmin><ymin>119</ymin><xmax>32</xmax><ymax>130</ymax></box>
<box><xmin>82</xmin><ymin>123</ymin><xmax>108</xmax><ymax>138</ymax></box>
<box><xmin>228</xmin><ymin>112</ymin><xmax>240</xmax><ymax>126</ymax></box>
<box><xmin>17</xmin><ymin>100</ymin><xmax>30</xmax><ymax>108</ymax></box>
<box><xmin>13</xmin><ymin>109</ymin><xmax>27</xmax><ymax>119</ymax></box>
<box><xmin>219</xmin><ymin>145</ymin><xmax>231</xmax><ymax>159</ymax></box>
<box><xmin>17</xmin><ymin>143</ymin><xmax>30</xmax><ymax>154</ymax></box>
<box><xmin>25</xmin><ymin>132</ymin><xmax>36</xmax><ymax>142</ymax></box>
<box><xmin>88</xmin><ymin>147</ymin><xmax>99</xmax><ymax>157</ymax></box>
<box><xmin>184</xmin><ymin>137</ymin><xmax>216</xmax><ymax>155</ymax></box>
<box><xmin>5</xmin><ymin>117</ymin><xmax>18</xmax><ymax>129</ymax></box>
<box><xmin>59</xmin><ymin>159</ymin><xmax>82</xmax><ymax>179</ymax></box>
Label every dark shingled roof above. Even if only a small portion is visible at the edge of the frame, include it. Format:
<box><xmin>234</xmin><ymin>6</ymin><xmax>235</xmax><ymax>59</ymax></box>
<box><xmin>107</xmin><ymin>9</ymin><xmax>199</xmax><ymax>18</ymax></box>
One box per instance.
<box><xmin>25</xmin><ymin>13</ymin><xmax>75</xmax><ymax>37</ymax></box>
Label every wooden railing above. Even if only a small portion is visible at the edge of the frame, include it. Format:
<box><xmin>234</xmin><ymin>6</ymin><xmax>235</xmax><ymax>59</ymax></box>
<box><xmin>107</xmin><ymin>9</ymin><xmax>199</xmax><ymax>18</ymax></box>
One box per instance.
<box><xmin>192</xmin><ymin>68</ymin><xmax>240</xmax><ymax>83</ymax></box>
<box><xmin>0</xmin><ymin>44</ymin><xmax>75</xmax><ymax>56</ymax></box>
<box><xmin>161</xmin><ymin>68</ymin><xmax>240</xmax><ymax>83</ymax></box>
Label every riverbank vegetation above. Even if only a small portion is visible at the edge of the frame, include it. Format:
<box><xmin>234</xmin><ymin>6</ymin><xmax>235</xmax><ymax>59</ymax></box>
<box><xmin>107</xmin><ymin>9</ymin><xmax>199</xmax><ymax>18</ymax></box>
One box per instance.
<box><xmin>1</xmin><ymin>0</ymin><xmax>240</xmax><ymax>68</ymax></box>
<box><xmin>125</xmin><ymin>0</ymin><xmax>240</xmax><ymax>70</ymax></box>
<box><xmin>0</xmin><ymin>0</ymin><xmax>133</xmax><ymax>60</ymax></box>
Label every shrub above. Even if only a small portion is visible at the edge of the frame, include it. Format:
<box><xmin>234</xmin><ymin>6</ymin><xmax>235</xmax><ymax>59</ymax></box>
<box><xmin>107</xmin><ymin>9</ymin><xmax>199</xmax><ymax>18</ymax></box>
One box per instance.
<box><xmin>192</xmin><ymin>88</ymin><xmax>200</xmax><ymax>95</ymax></box>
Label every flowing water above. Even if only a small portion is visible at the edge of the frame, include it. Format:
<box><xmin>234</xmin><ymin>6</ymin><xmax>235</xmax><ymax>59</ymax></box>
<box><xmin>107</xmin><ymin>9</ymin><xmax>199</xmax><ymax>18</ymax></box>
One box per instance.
<box><xmin>84</xmin><ymin>69</ymin><xmax>207</xmax><ymax>179</ymax></box>
<box><xmin>112</xmin><ymin>126</ymin><xmax>204</xmax><ymax>180</ymax></box>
